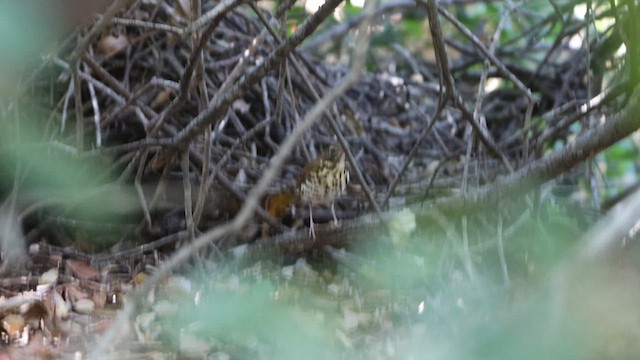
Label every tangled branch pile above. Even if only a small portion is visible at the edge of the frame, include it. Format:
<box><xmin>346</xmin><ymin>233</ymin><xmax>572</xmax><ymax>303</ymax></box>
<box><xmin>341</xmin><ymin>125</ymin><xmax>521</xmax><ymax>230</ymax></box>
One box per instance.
<box><xmin>0</xmin><ymin>0</ymin><xmax>637</xmax><ymax>357</ymax></box>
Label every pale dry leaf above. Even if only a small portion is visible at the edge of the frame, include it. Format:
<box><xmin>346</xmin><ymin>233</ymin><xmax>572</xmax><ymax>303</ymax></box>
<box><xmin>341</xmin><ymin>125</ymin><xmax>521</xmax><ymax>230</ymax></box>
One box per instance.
<box><xmin>97</xmin><ymin>34</ymin><xmax>130</xmax><ymax>58</ymax></box>
<box><xmin>150</xmin><ymin>88</ymin><xmax>174</xmax><ymax>110</ymax></box>
<box><xmin>52</xmin><ymin>291</ymin><xmax>69</xmax><ymax>320</ymax></box>
<box><xmin>232</xmin><ymin>99</ymin><xmax>251</xmax><ymax>114</ymax></box>
<box><xmin>39</xmin><ymin>268</ymin><xmax>58</xmax><ymax>285</ymax></box>
<box><xmin>73</xmin><ymin>298</ymin><xmax>95</xmax><ymax>314</ymax></box>
<box><xmin>133</xmin><ymin>272</ymin><xmax>148</xmax><ymax>286</ymax></box>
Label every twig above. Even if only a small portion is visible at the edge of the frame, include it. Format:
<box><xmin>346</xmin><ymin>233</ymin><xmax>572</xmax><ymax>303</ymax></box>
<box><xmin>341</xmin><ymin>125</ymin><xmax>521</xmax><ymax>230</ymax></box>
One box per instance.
<box><xmin>60</xmin><ymin>77</ymin><xmax>74</xmax><ymax>133</ymax></box>
<box><xmin>134</xmin><ymin>149</ymin><xmax>152</xmax><ymax>228</ymax></box>
<box><xmin>81</xmin><ymin>54</ymin><xmax>157</xmax><ymax>121</ymax></box>
<box><xmin>100</xmin><ymin>77</ymin><xmax>179</xmax><ymax>128</ymax></box>
<box><xmin>72</xmin><ymin>60</ymin><xmax>84</xmax><ymax>151</ymax></box>
<box><xmin>83</xmin><ymin>58</ymin><xmax>102</xmax><ymax>148</ymax></box>
<box><xmin>184</xmin><ymin>0</ymin><xmax>247</xmax><ymax>35</ymax></box>
<box><xmin>461</xmin><ymin>216</ymin><xmax>475</xmax><ymax>282</ymax></box>
<box><xmin>193</xmin><ymin>3</ymin><xmax>215</xmax><ymax>227</ymax></box>
<box><xmin>181</xmin><ymin>149</ymin><xmax>195</xmax><ymax>241</ymax></box>
<box><xmin>497</xmin><ymin>214</ymin><xmax>510</xmax><ymax>286</ymax></box>
<box><xmin>148</xmin><ymin>154</ymin><xmax>177</xmax><ymax>212</ymax></box>
<box><xmin>111</xmin><ymin>17</ymin><xmax>182</xmax><ymax>34</ymax></box>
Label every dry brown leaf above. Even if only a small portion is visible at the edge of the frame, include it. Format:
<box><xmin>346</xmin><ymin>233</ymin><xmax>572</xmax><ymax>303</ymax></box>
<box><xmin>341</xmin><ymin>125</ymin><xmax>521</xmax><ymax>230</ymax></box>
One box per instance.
<box><xmin>133</xmin><ymin>272</ymin><xmax>148</xmax><ymax>286</ymax></box>
<box><xmin>265</xmin><ymin>192</ymin><xmax>296</xmax><ymax>218</ymax></box>
<box><xmin>2</xmin><ymin>314</ymin><xmax>25</xmax><ymax>338</ymax></box>
<box><xmin>22</xmin><ymin>301</ymin><xmax>50</xmax><ymax>327</ymax></box>
<box><xmin>387</xmin><ymin>117</ymin><xmax>401</xmax><ymax>128</ymax></box>
<box><xmin>97</xmin><ymin>34</ymin><xmax>129</xmax><ymax>59</ymax></box>
<box><xmin>66</xmin><ymin>259</ymin><xmax>101</xmax><ymax>281</ymax></box>
<box><xmin>150</xmin><ymin>88</ymin><xmax>175</xmax><ymax>110</ymax></box>
<box><xmin>149</xmin><ymin>152</ymin><xmax>172</xmax><ymax>173</ymax></box>
<box><xmin>262</xmin><ymin>192</ymin><xmax>296</xmax><ymax>237</ymax></box>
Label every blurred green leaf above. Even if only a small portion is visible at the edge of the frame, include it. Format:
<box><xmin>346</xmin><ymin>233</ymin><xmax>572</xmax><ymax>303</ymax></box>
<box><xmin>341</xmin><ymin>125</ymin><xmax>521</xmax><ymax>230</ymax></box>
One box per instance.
<box><xmin>166</xmin><ymin>280</ymin><xmax>336</xmax><ymax>359</ymax></box>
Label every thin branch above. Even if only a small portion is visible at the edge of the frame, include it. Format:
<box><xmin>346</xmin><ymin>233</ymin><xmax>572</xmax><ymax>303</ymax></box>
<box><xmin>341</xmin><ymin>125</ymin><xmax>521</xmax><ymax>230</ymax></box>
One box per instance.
<box><xmin>71</xmin><ymin>61</ymin><xmax>84</xmax><ymax>151</ymax></box>
<box><xmin>181</xmin><ymin>149</ymin><xmax>195</xmax><ymax>241</ymax></box>
<box><xmin>461</xmin><ymin>216</ymin><xmax>475</xmax><ymax>282</ymax></box>
<box><xmin>111</xmin><ymin>17</ymin><xmax>183</xmax><ymax>33</ymax></box>
<box><xmin>82</xmin><ymin>59</ymin><xmax>102</xmax><ymax>148</ymax></box>
<box><xmin>134</xmin><ymin>150</ymin><xmax>152</xmax><ymax>228</ymax></box>
<box><xmin>497</xmin><ymin>213</ymin><xmax>510</xmax><ymax>286</ymax></box>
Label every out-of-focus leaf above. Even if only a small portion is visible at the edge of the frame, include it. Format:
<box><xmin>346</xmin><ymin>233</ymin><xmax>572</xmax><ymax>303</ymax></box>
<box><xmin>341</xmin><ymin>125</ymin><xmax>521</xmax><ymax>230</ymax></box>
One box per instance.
<box><xmin>165</xmin><ymin>280</ymin><xmax>337</xmax><ymax>359</ymax></box>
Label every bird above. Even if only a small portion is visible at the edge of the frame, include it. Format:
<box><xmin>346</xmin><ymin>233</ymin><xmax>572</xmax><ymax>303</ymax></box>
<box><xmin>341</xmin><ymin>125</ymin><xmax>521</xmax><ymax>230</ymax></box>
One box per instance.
<box><xmin>296</xmin><ymin>145</ymin><xmax>350</xmax><ymax>239</ymax></box>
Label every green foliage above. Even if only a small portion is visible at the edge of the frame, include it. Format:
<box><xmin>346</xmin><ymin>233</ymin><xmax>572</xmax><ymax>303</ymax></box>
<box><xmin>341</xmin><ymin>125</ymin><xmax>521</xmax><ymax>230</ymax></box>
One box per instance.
<box><xmin>286</xmin><ymin>5</ymin><xmax>307</xmax><ymax>35</ymax></box>
<box><xmin>0</xmin><ymin>3</ymin><xmax>62</xmax><ymax>98</ymax></box>
<box><xmin>601</xmin><ymin>137</ymin><xmax>640</xmax><ymax>199</ymax></box>
<box><xmin>153</xmin><ymin>199</ymin><xmax>595</xmax><ymax>357</ymax></box>
<box><xmin>165</xmin><ymin>280</ymin><xmax>335</xmax><ymax>359</ymax></box>
<box><xmin>342</xmin><ymin>1</ymin><xmax>361</xmax><ymax>19</ymax></box>
<box><xmin>603</xmin><ymin>138</ymin><xmax>639</xmax><ymax>177</ymax></box>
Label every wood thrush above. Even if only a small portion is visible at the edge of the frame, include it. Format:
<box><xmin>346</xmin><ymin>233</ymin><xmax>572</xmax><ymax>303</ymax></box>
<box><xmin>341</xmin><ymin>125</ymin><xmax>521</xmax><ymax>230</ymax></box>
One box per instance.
<box><xmin>296</xmin><ymin>145</ymin><xmax>350</xmax><ymax>239</ymax></box>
